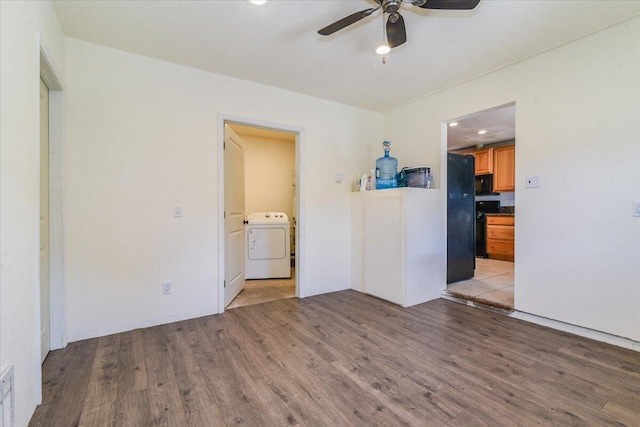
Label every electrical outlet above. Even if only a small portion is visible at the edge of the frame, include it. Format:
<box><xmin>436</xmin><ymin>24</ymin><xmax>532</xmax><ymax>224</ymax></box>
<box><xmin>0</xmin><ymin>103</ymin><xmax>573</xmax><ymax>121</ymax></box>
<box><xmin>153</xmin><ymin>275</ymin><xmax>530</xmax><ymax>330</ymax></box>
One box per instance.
<box><xmin>525</xmin><ymin>176</ymin><xmax>540</xmax><ymax>189</ymax></box>
<box><xmin>633</xmin><ymin>201</ymin><xmax>640</xmax><ymax>217</ymax></box>
<box><xmin>174</xmin><ymin>206</ymin><xmax>183</xmax><ymax>217</ymax></box>
<box><xmin>162</xmin><ymin>281</ymin><xmax>172</xmax><ymax>295</ymax></box>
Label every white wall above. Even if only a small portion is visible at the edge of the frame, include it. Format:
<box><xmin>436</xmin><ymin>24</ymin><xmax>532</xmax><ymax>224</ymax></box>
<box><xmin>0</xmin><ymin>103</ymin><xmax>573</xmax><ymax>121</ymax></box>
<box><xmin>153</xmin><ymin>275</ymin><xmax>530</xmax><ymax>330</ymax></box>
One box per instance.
<box><xmin>240</xmin><ymin>134</ymin><xmax>296</xmax><ymax>222</ymax></box>
<box><xmin>384</xmin><ymin>18</ymin><xmax>640</xmax><ymax>341</ymax></box>
<box><xmin>64</xmin><ymin>37</ymin><xmax>381</xmax><ymax>341</ymax></box>
<box><xmin>0</xmin><ymin>1</ymin><xmax>65</xmax><ymax>425</ymax></box>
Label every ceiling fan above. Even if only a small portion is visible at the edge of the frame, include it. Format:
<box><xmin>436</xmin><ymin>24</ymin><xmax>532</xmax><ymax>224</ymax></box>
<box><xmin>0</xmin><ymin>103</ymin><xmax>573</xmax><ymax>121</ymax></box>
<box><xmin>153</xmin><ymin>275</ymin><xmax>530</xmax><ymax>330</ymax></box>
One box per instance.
<box><xmin>318</xmin><ymin>0</ymin><xmax>481</xmax><ymax>50</ymax></box>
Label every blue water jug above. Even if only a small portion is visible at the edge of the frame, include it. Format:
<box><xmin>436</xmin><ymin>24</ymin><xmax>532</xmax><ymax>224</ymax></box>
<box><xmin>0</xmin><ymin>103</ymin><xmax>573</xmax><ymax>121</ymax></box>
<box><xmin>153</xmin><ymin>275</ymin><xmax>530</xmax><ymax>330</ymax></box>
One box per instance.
<box><xmin>376</xmin><ymin>141</ymin><xmax>398</xmax><ymax>189</ymax></box>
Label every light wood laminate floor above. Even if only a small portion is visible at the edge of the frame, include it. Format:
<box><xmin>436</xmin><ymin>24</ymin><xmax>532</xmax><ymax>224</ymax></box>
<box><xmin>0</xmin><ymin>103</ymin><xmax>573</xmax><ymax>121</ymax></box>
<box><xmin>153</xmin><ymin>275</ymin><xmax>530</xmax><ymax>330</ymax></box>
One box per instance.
<box><xmin>30</xmin><ymin>291</ymin><xmax>639</xmax><ymax>426</ymax></box>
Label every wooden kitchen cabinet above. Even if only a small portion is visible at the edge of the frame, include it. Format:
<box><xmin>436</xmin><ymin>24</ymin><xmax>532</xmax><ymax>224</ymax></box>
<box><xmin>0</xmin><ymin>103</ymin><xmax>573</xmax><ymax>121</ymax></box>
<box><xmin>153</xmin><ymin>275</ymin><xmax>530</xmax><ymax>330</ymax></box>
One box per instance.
<box><xmin>486</xmin><ymin>215</ymin><xmax>514</xmax><ymax>261</ymax></box>
<box><xmin>473</xmin><ymin>148</ymin><xmax>493</xmax><ymax>175</ymax></box>
<box><xmin>493</xmin><ymin>145</ymin><xmax>515</xmax><ymax>192</ymax></box>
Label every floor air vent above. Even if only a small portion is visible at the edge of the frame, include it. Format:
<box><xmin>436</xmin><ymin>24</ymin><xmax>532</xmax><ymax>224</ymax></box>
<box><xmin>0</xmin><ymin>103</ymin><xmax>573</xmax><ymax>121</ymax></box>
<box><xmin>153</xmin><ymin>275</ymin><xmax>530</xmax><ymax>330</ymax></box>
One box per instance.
<box><xmin>1</xmin><ymin>365</ymin><xmax>14</xmax><ymax>427</ymax></box>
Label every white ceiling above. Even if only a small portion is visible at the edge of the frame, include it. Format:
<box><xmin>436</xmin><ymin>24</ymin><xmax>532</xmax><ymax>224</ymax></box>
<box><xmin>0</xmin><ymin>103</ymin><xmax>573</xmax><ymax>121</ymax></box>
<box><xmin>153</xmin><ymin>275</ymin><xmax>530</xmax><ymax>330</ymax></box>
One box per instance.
<box><xmin>53</xmin><ymin>0</ymin><xmax>640</xmax><ymax>113</ymax></box>
<box><xmin>447</xmin><ymin>103</ymin><xmax>515</xmax><ymax>151</ymax></box>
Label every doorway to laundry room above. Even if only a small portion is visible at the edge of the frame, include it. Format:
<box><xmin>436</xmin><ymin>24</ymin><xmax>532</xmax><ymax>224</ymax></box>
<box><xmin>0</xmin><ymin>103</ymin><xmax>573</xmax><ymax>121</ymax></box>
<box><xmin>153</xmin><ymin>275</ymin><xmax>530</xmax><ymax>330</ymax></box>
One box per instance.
<box><xmin>224</xmin><ymin>122</ymin><xmax>298</xmax><ymax>309</ymax></box>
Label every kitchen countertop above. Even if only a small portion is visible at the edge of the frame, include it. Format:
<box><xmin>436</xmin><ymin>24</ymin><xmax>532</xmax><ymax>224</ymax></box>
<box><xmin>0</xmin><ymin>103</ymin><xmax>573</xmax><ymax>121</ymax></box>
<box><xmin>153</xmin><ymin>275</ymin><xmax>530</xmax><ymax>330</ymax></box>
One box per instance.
<box><xmin>485</xmin><ymin>213</ymin><xmax>515</xmax><ymax>217</ymax></box>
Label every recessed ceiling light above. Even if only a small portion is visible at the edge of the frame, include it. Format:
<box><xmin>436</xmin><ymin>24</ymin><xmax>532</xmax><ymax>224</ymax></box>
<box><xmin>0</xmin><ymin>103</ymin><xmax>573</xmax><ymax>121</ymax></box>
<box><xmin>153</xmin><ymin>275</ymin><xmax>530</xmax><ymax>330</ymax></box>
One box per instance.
<box><xmin>477</xmin><ymin>129</ymin><xmax>487</xmax><ymax>135</ymax></box>
<box><xmin>449</xmin><ymin>122</ymin><xmax>459</xmax><ymax>127</ymax></box>
<box><xmin>373</xmin><ymin>43</ymin><xmax>391</xmax><ymax>56</ymax></box>
<box><xmin>249</xmin><ymin>0</ymin><xmax>267</xmax><ymax>5</ymax></box>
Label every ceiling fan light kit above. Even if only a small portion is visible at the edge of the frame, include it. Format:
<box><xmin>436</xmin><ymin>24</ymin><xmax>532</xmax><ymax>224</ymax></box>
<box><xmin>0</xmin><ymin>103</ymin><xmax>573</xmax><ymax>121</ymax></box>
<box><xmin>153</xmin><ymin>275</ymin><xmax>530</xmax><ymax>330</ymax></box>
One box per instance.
<box><xmin>318</xmin><ymin>0</ymin><xmax>481</xmax><ymax>53</ymax></box>
<box><xmin>373</xmin><ymin>43</ymin><xmax>391</xmax><ymax>55</ymax></box>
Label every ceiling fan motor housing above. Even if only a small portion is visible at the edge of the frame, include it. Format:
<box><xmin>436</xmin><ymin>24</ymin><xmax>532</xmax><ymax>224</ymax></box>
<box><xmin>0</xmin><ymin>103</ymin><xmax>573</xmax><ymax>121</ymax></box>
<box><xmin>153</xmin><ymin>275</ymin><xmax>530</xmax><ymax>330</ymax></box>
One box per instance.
<box><xmin>379</xmin><ymin>0</ymin><xmax>428</xmax><ymax>10</ymax></box>
<box><xmin>381</xmin><ymin>0</ymin><xmax>400</xmax><ymax>14</ymax></box>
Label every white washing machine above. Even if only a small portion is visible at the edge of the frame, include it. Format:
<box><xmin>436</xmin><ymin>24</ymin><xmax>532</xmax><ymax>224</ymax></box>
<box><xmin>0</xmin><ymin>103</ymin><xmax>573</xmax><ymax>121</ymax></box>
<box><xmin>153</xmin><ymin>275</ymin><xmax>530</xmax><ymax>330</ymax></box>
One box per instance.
<box><xmin>245</xmin><ymin>212</ymin><xmax>291</xmax><ymax>279</ymax></box>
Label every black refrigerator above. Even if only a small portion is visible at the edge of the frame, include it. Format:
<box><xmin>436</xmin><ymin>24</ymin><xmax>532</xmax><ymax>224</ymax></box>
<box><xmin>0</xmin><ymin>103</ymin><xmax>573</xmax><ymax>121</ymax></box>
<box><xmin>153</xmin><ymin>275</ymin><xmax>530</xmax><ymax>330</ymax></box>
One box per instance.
<box><xmin>447</xmin><ymin>153</ymin><xmax>475</xmax><ymax>284</ymax></box>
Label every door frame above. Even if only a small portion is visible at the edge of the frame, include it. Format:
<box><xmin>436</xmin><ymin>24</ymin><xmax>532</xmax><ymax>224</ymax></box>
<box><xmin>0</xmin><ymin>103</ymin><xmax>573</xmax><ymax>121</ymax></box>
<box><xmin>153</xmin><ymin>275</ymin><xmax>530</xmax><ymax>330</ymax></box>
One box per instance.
<box><xmin>37</xmin><ymin>31</ymin><xmax>65</xmax><ymax>402</ymax></box>
<box><xmin>217</xmin><ymin>114</ymin><xmax>305</xmax><ymax>313</ymax></box>
<box><xmin>38</xmin><ymin>32</ymin><xmax>65</xmax><ymax>354</ymax></box>
<box><xmin>442</xmin><ymin>101</ymin><xmax>516</xmax><ymax>300</ymax></box>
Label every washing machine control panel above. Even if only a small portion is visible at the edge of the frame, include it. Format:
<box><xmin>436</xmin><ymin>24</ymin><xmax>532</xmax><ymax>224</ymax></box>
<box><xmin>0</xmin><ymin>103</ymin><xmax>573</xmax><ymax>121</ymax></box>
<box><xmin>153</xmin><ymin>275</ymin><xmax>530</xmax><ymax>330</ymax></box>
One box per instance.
<box><xmin>246</xmin><ymin>212</ymin><xmax>289</xmax><ymax>223</ymax></box>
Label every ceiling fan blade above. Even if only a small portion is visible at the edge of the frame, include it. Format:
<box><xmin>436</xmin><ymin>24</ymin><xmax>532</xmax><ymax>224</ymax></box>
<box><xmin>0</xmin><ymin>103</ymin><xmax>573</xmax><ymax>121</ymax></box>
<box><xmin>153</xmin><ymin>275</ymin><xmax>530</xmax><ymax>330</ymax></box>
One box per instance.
<box><xmin>387</xmin><ymin>14</ymin><xmax>407</xmax><ymax>48</ymax></box>
<box><xmin>318</xmin><ymin>8</ymin><xmax>377</xmax><ymax>36</ymax></box>
<box><xmin>418</xmin><ymin>0</ymin><xmax>481</xmax><ymax>10</ymax></box>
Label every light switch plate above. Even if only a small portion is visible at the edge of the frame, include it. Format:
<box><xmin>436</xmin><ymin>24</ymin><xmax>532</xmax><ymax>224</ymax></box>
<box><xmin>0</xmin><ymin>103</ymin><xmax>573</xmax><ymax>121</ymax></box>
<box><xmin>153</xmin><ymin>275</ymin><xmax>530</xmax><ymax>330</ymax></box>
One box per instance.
<box><xmin>162</xmin><ymin>281</ymin><xmax>172</xmax><ymax>294</ymax></box>
<box><xmin>525</xmin><ymin>176</ymin><xmax>540</xmax><ymax>188</ymax></box>
<box><xmin>633</xmin><ymin>201</ymin><xmax>640</xmax><ymax>217</ymax></box>
<box><xmin>174</xmin><ymin>206</ymin><xmax>183</xmax><ymax>217</ymax></box>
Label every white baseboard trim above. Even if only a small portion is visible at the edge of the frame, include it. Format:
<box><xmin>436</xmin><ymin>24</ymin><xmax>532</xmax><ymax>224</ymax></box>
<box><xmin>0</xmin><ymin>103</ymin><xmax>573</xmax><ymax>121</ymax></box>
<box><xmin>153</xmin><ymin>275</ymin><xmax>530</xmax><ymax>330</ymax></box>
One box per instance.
<box><xmin>510</xmin><ymin>311</ymin><xmax>640</xmax><ymax>352</ymax></box>
<box><xmin>441</xmin><ymin>293</ymin><xmax>639</xmax><ymax>352</ymax></box>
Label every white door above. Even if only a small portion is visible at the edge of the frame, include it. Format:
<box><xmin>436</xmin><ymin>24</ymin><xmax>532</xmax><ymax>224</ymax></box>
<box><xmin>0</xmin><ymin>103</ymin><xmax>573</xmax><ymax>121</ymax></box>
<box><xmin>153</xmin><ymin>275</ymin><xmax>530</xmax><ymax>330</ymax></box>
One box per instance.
<box><xmin>224</xmin><ymin>125</ymin><xmax>246</xmax><ymax>307</ymax></box>
<box><xmin>39</xmin><ymin>78</ymin><xmax>50</xmax><ymax>362</ymax></box>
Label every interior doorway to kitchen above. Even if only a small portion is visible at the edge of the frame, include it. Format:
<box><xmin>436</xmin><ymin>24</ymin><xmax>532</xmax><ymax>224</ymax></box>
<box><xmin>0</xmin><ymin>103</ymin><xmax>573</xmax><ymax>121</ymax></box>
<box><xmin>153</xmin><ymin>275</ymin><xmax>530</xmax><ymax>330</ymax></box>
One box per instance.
<box><xmin>444</xmin><ymin>103</ymin><xmax>516</xmax><ymax>310</ymax></box>
<box><xmin>221</xmin><ymin>120</ymin><xmax>300</xmax><ymax>310</ymax></box>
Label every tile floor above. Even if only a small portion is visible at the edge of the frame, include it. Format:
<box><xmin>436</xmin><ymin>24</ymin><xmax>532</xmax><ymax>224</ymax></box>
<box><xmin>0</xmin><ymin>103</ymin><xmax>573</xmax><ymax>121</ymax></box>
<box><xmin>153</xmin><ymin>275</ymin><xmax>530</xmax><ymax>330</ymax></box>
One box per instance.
<box><xmin>227</xmin><ymin>267</ymin><xmax>296</xmax><ymax>309</ymax></box>
<box><xmin>446</xmin><ymin>258</ymin><xmax>514</xmax><ymax>310</ymax></box>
